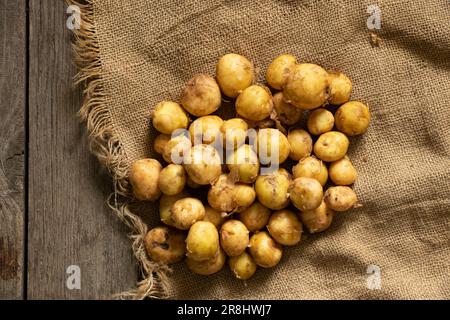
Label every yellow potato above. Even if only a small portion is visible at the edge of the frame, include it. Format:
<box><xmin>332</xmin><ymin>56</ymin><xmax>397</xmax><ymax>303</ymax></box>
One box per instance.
<box><xmin>208</xmin><ymin>174</ymin><xmax>255</xmax><ymax>213</ymax></box>
<box><xmin>227</xmin><ymin>144</ymin><xmax>260</xmax><ymax>183</ymax></box>
<box><xmin>158</xmin><ymin>164</ymin><xmax>186</xmax><ymax>195</ymax></box>
<box><xmin>324</xmin><ymin>186</ymin><xmax>358</xmax><ymax>212</ymax></box>
<box><xmin>329</xmin><ymin>156</ymin><xmax>357</xmax><ymax>185</ymax></box>
<box><xmin>220</xmin><ymin>220</ymin><xmax>250</xmax><ymax>257</ymax></box>
<box><xmin>181</xmin><ymin>74</ymin><xmax>221</xmax><ymax>116</ymax></box>
<box><xmin>314</xmin><ymin>131</ymin><xmax>349</xmax><ymax>162</ymax></box>
<box><xmin>233</xmin><ymin>184</ymin><xmax>256</xmax><ymax>212</ymax></box>
<box><xmin>328</xmin><ymin>71</ymin><xmax>352</xmax><ymax>105</ymax></box>
<box><xmin>236</xmin><ymin>85</ymin><xmax>273</xmax><ymax>121</ymax></box>
<box><xmin>189</xmin><ymin>115</ymin><xmax>223</xmax><ymax>146</ymax></box>
<box><xmin>289</xmin><ymin>177</ymin><xmax>323</xmax><ymax>211</ymax></box>
<box><xmin>307</xmin><ymin>108</ymin><xmax>335</xmax><ymax>136</ymax></box>
<box><xmin>265</xmin><ymin>54</ymin><xmax>297</xmax><ymax>90</ymax></box>
<box><xmin>221</xmin><ymin>118</ymin><xmax>248</xmax><ymax>150</ymax></box>
<box><xmin>249</xmin><ymin>231</ymin><xmax>283</xmax><ymax>268</ymax></box>
<box><xmin>257</xmin><ymin>128</ymin><xmax>290</xmax><ymax>164</ymax></box>
<box><xmin>129</xmin><ymin>158</ymin><xmax>162</xmax><ymax>201</ymax></box>
<box><xmin>159</xmin><ymin>192</ymin><xmax>189</xmax><ymax>227</ymax></box>
<box><xmin>153</xmin><ymin>134</ymin><xmax>171</xmax><ymax>155</ymax></box>
<box><xmin>216</xmin><ymin>53</ymin><xmax>254</xmax><ymax>98</ymax></box>
<box><xmin>255</xmin><ymin>169</ymin><xmax>290</xmax><ymax>210</ymax></box>
<box><xmin>229</xmin><ymin>251</ymin><xmax>257</xmax><ymax>280</ymax></box>
<box><xmin>284</xmin><ymin>63</ymin><xmax>329</xmax><ymax>110</ymax></box>
<box><xmin>186</xmin><ymin>221</ymin><xmax>219</xmax><ymax>261</ymax></box>
<box><xmin>272</xmin><ymin>92</ymin><xmax>302</xmax><ymax>126</ymax></box>
<box><xmin>335</xmin><ymin>101</ymin><xmax>371</xmax><ymax>136</ymax></box>
<box><xmin>292</xmin><ymin>156</ymin><xmax>328</xmax><ymax>186</ymax></box>
<box><xmin>171</xmin><ymin>197</ymin><xmax>205</xmax><ymax>230</ymax></box>
<box><xmin>203</xmin><ymin>205</ymin><xmax>227</xmax><ymax>228</ymax></box>
<box><xmin>267</xmin><ymin>210</ymin><xmax>302</xmax><ymax>246</ymax></box>
<box><xmin>186</xmin><ymin>247</ymin><xmax>226</xmax><ymax>276</ymax></box>
<box><xmin>287</xmin><ymin>129</ymin><xmax>312</xmax><ymax>161</ymax></box>
<box><xmin>162</xmin><ymin>135</ymin><xmax>192</xmax><ymax>164</ymax></box>
<box><xmin>183</xmin><ymin>144</ymin><xmax>222</xmax><ymax>185</ymax></box>
<box><xmin>237</xmin><ymin>201</ymin><xmax>271</xmax><ymax>232</ymax></box>
<box><xmin>152</xmin><ymin>101</ymin><xmax>189</xmax><ymax>134</ymax></box>
<box><xmin>299</xmin><ymin>200</ymin><xmax>334</xmax><ymax>233</ymax></box>
<box><xmin>144</xmin><ymin>226</ymin><xmax>186</xmax><ymax>265</ymax></box>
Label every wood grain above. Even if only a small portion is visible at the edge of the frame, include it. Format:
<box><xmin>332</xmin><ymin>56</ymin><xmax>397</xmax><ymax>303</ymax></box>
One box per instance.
<box><xmin>27</xmin><ymin>0</ymin><xmax>136</xmax><ymax>299</ymax></box>
<box><xmin>0</xmin><ymin>0</ymin><xmax>26</xmax><ymax>300</ymax></box>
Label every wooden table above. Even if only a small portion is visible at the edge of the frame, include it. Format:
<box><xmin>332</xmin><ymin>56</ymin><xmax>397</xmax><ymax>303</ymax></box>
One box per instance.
<box><xmin>1</xmin><ymin>0</ymin><xmax>136</xmax><ymax>299</ymax></box>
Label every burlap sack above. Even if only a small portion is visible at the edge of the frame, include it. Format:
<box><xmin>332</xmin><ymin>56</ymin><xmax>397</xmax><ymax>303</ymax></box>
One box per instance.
<box><xmin>70</xmin><ymin>0</ymin><xmax>450</xmax><ymax>299</ymax></box>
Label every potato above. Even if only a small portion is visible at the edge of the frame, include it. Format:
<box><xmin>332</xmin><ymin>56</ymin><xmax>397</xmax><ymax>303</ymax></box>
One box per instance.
<box><xmin>272</xmin><ymin>92</ymin><xmax>302</xmax><ymax>126</ymax></box>
<box><xmin>220</xmin><ymin>220</ymin><xmax>250</xmax><ymax>257</ymax></box>
<box><xmin>245</xmin><ymin>118</ymin><xmax>276</xmax><ymax>130</ymax></box>
<box><xmin>314</xmin><ymin>131</ymin><xmax>349</xmax><ymax>162</ymax></box>
<box><xmin>152</xmin><ymin>101</ymin><xmax>189</xmax><ymax>134</ymax></box>
<box><xmin>265</xmin><ymin>54</ymin><xmax>297</xmax><ymax>90</ymax></box>
<box><xmin>208</xmin><ymin>174</ymin><xmax>255</xmax><ymax>213</ymax></box>
<box><xmin>249</xmin><ymin>231</ymin><xmax>283</xmax><ymax>268</ymax></box>
<box><xmin>171</xmin><ymin>197</ymin><xmax>205</xmax><ymax>230</ymax></box>
<box><xmin>236</xmin><ymin>85</ymin><xmax>273</xmax><ymax>121</ymax></box>
<box><xmin>257</xmin><ymin>128</ymin><xmax>290</xmax><ymax>164</ymax></box>
<box><xmin>216</xmin><ymin>53</ymin><xmax>253</xmax><ymax>98</ymax></box>
<box><xmin>307</xmin><ymin>108</ymin><xmax>335</xmax><ymax>136</ymax></box>
<box><xmin>180</xmin><ymin>74</ymin><xmax>221</xmax><ymax>116</ymax></box>
<box><xmin>163</xmin><ymin>135</ymin><xmax>192</xmax><ymax>164</ymax></box>
<box><xmin>229</xmin><ymin>251</ymin><xmax>257</xmax><ymax>280</ymax></box>
<box><xmin>287</xmin><ymin>129</ymin><xmax>312</xmax><ymax>161</ymax></box>
<box><xmin>186</xmin><ymin>221</ymin><xmax>219</xmax><ymax>261</ymax></box>
<box><xmin>255</xmin><ymin>169</ymin><xmax>290</xmax><ymax>210</ymax></box>
<box><xmin>324</xmin><ymin>186</ymin><xmax>358</xmax><ymax>212</ymax></box>
<box><xmin>159</xmin><ymin>192</ymin><xmax>188</xmax><ymax>227</ymax></box>
<box><xmin>129</xmin><ymin>158</ymin><xmax>162</xmax><ymax>201</ymax></box>
<box><xmin>153</xmin><ymin>134</ymin><xmax>171</xmax><ymax>155</ymax></box>
<box><xmin>158</xmin><ymin>164</ymin><xmax>186</xmax><ymax>195</ymax></box>
<box><xmin>237</xmin><ymin>201</ymin><xmax>271</xmax><ymax>232</ymax></box>
<box><xmin>203</xmin><ymin>205</ymin><xmax>227</xmax><ymax>228</ymax></box>
<box><xmin>221</xmin><ymin>118</ymin><xmax>248</xmax><ymax>150</ymax></box>
<box><xmin>284</xmin><ymin>63</ymin><xmax>329</xmax><ymax>110</ymax></box>
<box><xmin>226</xmin><ymin>144</ymin><xmax>259</xmax><ymax>183</ymax></box>
<box><xmin>189</xmin><ymin>115</ymin><xmax>223</xmax><ymax>146</ymax></box>
<box><xmin>144</xmin><ymin>226</ymin><xmax>186</xmax><ymax>265</ymax></box>
<box><xmin>267</xmin><ymin>210</ymin><xmax>303</xmax><ymax>246</ymax></box>
<box><xmin>289</xmin><ymin>177</ymin><xmax>323</xmax><ymax>211</ymax></box>
<box><xmin>299</xmin><ymin>200</ymin><xmax>334</xmax><ymax>233</ymax></box>
<box><xmin>184</xmin><ymin>144</ymin><xmax>222</xmax><ymax>185</ymax></box>
<box><xmin>329</xmin><ymin>156</ymin><xmax>357</xmax><ymax>185</ymax></box>
<box><xmin>328</xmin><ymin>71</ymin><xmax>352</xmax><ymax>105</ymax></box>
<box><xmin>186</xmin><ymin>247</ymin><xmax>226</xmax><ymax>276</ymax></box>
<box><xmin>335</xmin><ymin>101</ymin><xmax>371</xmax><ymax>136</ymax></box>
<box><xmin>292</xmin><ymin>156</ymin><xmax>328</xmax><ymax>186</ymax></box>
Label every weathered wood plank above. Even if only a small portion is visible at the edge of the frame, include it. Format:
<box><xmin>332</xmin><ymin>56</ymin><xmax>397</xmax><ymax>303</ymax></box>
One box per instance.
<box><xmin>28</xmin><ymin>0</ymin><xmax>136</xmax><ymax>299</ymax></box>
<box><xmin>0</xmin><ymin>0</ymin><xmax>26</xmax><ymax>300</ymax></box>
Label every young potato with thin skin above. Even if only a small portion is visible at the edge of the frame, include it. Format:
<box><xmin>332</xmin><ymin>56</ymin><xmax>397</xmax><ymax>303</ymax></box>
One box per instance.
<box><xmin>289</xmin><ymin>177</ymin><xmax>323</xmax><ymax>211</ymax></box>
<box><xmin>186</xmin><ymin>221</ymin><xmax>219</xmax><ymax>261</ymax></box>
<box><xmin>221</xmin><ymin>118</ymin><xmax>248</xmax><ymax>150</ymax></box>
<box><xmin>335</xmin><ymin>101</ymin><xmax>371</xmax><ymax>136</ymax></box>
<box><xmin>186</xmin><ymin>247</ymin><xmax>226</xmax><ymax>276</ymax></box>
<box><xmin>152</xmin><ymin>101</ymin><xmax>189</xmax><ymax>134</ymax></box>
<box><xmin>203</xmin><ymin>205</ymin><xmax>227</xmax><ymax>228</ymax></box>
<box><xmin>287</xmin><ymin>129</ymin><xmax>313</xmax><ymax>161</ymax></box>
<box><xmin>163</xmin><ymin>135</ymin><xmax>192</xmax><ymax>164</ymax></box>
<box><xmin>129</xmin><ymin>159</ymin><xmax>162</xmax><ymax>201</ymax></box>
<box><xmin>267</xmin><ymin>210</ymin><xmax>303</xmax><ymax>246</ymax></box>
<box><xmin>236</xmin><ymin>85</ymin><xmax>273</xmax><ymax>121</ymax></box>
<box><xmin>144</xmin><ymin>226</ymin><xmax>186</xmax><ymax>265</ymax></box>
<box><xmin>284</xmin><ymin>63</ymin><xmax>330</xmax><ymax>110</ymax></box>
<box><xmin>255</xmin><ymin>169</ymin><xmax>291</xmax><ymax>210</ymax></box>
<box><xmin>220</xmin><ymin>220</ymin><xmax>250</xmax><ymax>257</ymax></box>
<box><xmin>314</xmin><ymin>131</ymin><xmax>349</xmax><ymax>162</ymax></box>
<box><xmin>189</xmin><ymin>115</ymin><xmax>223</xmax><ymax>146</ymax></box>
<box><xmin>153</xmin><ymin>134</ymin><xmax>171</xmax><ymax>155</ymax></box>
<box><xmin>229</xmin><ymin>251</ymin><xmax>257</xmax><ymax>280</ymax></box>
<box><xmin>324</xmin><ymin>186</ymin><xmax>358</xmax><ymax>212</ymax></box>
<box><xmin>158</xmin><ymin>164</ymin><xmax>186</xmax><ymax>195</ymax></box>
<box><xmin>328</xmin><ymin>71</ymin><xmax>352</xmax><ymax>105</ymax></box>
<box><xmin>249</xmin><ymin>231</ymin><xmax>283</xmax><ymax>268</ymax></box>
<box><xmin>329</xmin><ymin>156</ymin><xmax>357</xmax><ymax>185</ymax></box>
<box><xmin>233</xmin><ymin>184</ymin><xmax>256</xmax><ymax>212</ymax></box>
<box><xmin>256</xmin><ymin>128</ymin><xmax>290</xmax><ymax>164</ymax></box>
<box><xmin>272</xmin><ymin>92</ymin><xmax>302</xmax><ymax>126</ymax></box>
<box><xmin>299</xmin><ymin>200</ymin><xmax>334</xmax><ymax>233</ymax></box>
<box><xmin>292</xmin><ymin>156</ymin><xmax>328</xmax><ymax>186</ymax></box>
<box><xmin>171</xmin><ymin>197</ymin><xmax>205</xmax><ymax>230</ymax></box>
<box><xmin>237</xmin><ymin>201</ymin><xmax>271</xmax><ymax>232</ymax></box>
<box><xmin>307</xmin><ymin>108</ymin><xmax>335</xmax><ymax>136</ymax></box>
<box><xmin>216</xmin><ymin>53</ymin><xmax>254</xmax><ymax>98</ymax></box>
<box><xmin>183</xmin><ymin>144</ymin><xmax>222</xmax><ymax>185</ymax></box>
<box><xmin>227</xmin><ymin>144</ymin><xmax>260</xmax><ymax>183</ymax></box>
<box><xmin>265</xmin><ymin>54</ymin><xmax>297</xmax><ymax>90</ymax></box>
<box><xmin>159</xmin><ymin>192</ymin><xmax>189</xmax><ymax>227</ymax></box>
<box><xmin>180</xmin><ymin>74</ymin><xmax>221</xmax><ymax>116</ymax></box>
<box><xmin>208</xmin><ymin>174</ymin><xmax>255</xmax><ymax>213</ymax></box>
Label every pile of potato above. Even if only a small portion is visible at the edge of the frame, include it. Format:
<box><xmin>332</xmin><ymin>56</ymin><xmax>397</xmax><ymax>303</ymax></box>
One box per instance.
<box><xmin>130</xmin><ymin>53</ymin><xmax>371</xmax><ymax>280</ymax></box>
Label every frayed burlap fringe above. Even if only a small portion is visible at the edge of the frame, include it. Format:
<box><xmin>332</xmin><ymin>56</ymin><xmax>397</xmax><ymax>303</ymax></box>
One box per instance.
<box><xmin>68</xmin><ymin>0</ymin><xmax>167</xmax><ymax>300</ymax></box>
